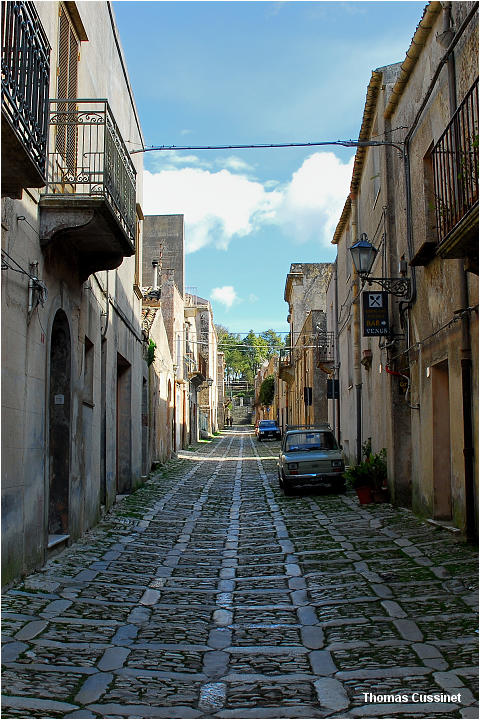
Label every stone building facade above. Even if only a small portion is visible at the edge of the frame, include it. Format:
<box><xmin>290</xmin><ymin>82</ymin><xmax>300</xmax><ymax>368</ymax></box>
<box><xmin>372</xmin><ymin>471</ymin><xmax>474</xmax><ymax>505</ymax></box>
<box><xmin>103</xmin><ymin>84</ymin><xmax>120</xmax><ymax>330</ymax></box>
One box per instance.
<box><xmin>254</xmin><ymin>356</ymin><xmax>279</xmax><ymax>424</ymax></box>
<box><xmin>327</xmin><ymin>1</ymin><xmax>478</xmax><ymax>536</ymax></box>
<box><xmin>279</xmin><ymin>263</ymin><xmax>333</xmax><ymax>429</ymax></box>
<box><xmin>1</xmin><ymin>1</ymin><xmax>146</xmax><ymax>584</ymax></box>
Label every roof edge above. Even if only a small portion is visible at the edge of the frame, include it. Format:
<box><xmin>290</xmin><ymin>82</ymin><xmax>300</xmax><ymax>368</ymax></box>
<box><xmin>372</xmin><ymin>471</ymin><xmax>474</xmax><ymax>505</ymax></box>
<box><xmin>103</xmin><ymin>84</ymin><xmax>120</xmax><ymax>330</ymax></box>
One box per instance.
<box><xmin>384</xmin><ymin>2</ymin><xmax>443</xmax><ymax>120</ymax></box>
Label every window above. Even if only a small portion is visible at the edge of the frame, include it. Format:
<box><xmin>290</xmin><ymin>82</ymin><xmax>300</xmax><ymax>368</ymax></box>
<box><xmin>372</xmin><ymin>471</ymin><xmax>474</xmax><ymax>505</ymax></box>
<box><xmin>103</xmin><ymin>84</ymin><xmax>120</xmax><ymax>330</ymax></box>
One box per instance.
<box><xmin>84</xmin><ymin>336</ymin><xmax>94</xmax><ymax>406</ymax></box>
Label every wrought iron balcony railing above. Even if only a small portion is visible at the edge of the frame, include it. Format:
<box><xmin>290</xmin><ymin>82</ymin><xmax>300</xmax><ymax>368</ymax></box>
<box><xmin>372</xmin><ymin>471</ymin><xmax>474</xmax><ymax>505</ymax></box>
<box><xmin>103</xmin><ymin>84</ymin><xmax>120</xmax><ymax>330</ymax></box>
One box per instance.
<box><xmin>279</xmin><ymin>348</ymin><xmax>293</xmax><ymax>366</ymax></box>
<box><xmin>316</xmin><ymin>330</ymin><xmax>335</xmax><ymax>365</ymax></box>
<box><xmin>44</xmin><ymin>99</ymin><xmax>136</xmax><ymax>245</ymax></box>
<box><xmin>432</xmin><ymin>79</ymin><xmax>478</xmax><ymax>244</ymax></box>
<box><xmin>1</xmin><ymin>1</ymin><xmax>50</xmax><ymax>188</ymax></box>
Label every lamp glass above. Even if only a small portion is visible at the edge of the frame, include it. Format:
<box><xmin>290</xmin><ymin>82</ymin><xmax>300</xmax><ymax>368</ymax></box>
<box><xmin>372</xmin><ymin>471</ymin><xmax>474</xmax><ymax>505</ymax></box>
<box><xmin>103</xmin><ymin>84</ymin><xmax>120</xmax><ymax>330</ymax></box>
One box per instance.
<box><xmin>350</xmin><ymin>237</ymin><xmax>378</xmax><ymax>276</ymax></box>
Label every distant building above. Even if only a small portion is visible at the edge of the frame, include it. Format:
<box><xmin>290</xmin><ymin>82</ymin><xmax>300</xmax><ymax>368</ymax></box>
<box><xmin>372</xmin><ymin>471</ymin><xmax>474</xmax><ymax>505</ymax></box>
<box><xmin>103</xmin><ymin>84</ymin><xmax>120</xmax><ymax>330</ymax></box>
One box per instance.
<box><xmin>279</xmin><ymin>263</ymin><xmax>333</xmax><ymax>429</ymax></box>
<box><xmin>184</xmin><ymin>294</ymin><xmax>220</xmax><ymax>437</ymax></box>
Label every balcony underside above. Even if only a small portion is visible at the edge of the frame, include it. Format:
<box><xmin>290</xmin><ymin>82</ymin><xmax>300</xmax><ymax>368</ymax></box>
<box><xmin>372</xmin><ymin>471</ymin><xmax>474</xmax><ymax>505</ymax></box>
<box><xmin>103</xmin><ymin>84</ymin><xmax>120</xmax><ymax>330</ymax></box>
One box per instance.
<box><xmin>279</xmin><ymin>365</ymin><xmax>295</xmax><ymax>385</ymax></box>
<box><xmin>1</xmin><ymin>113</ymin><xmax>46</xmax><ymax>198</ymax></box>
<box><xmin>39</xmin><ymin>195</ymin><xmax>135</xmax><ymax>282</ymax></box>
<box><xmin>189</xmin><ymin>371</ymin><xmax>206</xmax><ymax>387</ymax></box>
<box><xmin>436</xmin><ymin>202</ymin><xmax>479</xmax><ymax>274</ymax></box>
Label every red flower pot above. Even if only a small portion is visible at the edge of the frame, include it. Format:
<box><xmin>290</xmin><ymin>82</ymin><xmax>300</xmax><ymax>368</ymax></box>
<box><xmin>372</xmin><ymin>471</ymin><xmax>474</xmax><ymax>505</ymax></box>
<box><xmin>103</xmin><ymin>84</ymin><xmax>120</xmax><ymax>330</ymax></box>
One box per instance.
<box><xmin>356</xmin><ymin>485</ymin><xmax>373</xmax><ymax>504</ymax></box>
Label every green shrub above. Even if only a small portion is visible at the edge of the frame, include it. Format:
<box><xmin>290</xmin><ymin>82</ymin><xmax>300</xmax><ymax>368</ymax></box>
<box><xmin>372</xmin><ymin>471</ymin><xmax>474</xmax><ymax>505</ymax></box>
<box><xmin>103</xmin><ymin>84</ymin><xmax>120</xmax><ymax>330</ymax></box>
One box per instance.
<box><xmin>258</xmin><ymin>375</ymin><xmax>275</xmax><ymax>406</ymax></box>
<box><xmin>345</xmin><ymin>445</ymin><xmax>387</xmax><ymax>490</ymax></box>
<box><xmin>147</xmin><ymin>339</ymin><xmax>156</xmax><ymax>366</ymax></box>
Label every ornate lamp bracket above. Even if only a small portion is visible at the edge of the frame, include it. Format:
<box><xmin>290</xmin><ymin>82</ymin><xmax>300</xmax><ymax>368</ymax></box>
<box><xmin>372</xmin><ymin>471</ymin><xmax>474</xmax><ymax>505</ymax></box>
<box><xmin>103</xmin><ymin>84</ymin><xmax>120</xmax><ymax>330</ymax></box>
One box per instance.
<box><xmin>363</xmin><ymin>277</ymin><xmax>412</xmax><ymax>298</ymax></box>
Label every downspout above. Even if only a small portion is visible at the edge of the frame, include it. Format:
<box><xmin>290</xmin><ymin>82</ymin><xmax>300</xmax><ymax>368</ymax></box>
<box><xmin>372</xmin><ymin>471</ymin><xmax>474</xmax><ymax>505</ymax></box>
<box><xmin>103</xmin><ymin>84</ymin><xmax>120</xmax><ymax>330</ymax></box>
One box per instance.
<box><xmin>351</xmin><ymin>193</ymin><xmax>362</xmax><ymax>464</ymax></box>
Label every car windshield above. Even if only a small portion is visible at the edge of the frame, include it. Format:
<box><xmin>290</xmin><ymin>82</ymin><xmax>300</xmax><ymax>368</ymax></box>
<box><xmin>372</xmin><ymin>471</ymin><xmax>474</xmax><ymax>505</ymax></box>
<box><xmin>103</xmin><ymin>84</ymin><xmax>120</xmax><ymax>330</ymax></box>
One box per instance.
<box><xmin>285</xmin><ymin>431</ymin><xmax>337</xmax><ymax>452</ymax></box>
<box><xmin>259</xmin><ymin>421</ymin><xmax>277</xmax><ymax>428</ymax></box>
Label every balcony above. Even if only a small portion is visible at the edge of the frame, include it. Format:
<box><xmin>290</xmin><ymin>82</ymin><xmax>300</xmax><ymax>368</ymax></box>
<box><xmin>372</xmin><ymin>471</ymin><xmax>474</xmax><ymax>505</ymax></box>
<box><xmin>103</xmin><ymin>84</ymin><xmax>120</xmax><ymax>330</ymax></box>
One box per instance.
<box><xmin>279</xmin><ymin>348</ymin><xmax>294</xmax><ymax>385</ymax></box>
<box><xmin>316</xmin><ymin>330</ymin><xmax>335</xmax><ymax>368</ymax></box>
<box><xmin>186</xmin><ymin>351</ymin><xmax>207</xmax><ymax>387</ymax></box>
<box><xmin>39</xmin><ymin>99</ymin><xmax>136</xmax><ymax>281</ymax></box>
<box><xmin>1</xmin><ymin>1</ymin><xmax>50</xmax><ymax>198</ymax></box>
<box><xmin>433</xmin><ymin>79</ymin><xmax>478</xmax><ymax>271</ymax></box>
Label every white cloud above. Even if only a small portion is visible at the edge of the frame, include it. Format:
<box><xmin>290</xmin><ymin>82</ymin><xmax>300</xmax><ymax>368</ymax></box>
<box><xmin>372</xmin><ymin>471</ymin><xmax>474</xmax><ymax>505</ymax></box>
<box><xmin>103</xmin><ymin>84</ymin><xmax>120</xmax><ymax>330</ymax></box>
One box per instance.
<box><xmin>149</xmin><ymin>150</ymin><xmax>212</xmax><ymax>171</ymax></box>
<box><xmin>220</xmin><ymin>156</ymin><xmax>255</xmax><ymax>173</ymax></box>
<box><xmin>248</xmin><ymin>293</ymin><xmax>259</xmax><ymax>303</ymax></box>
<box><xmin>210</xmin><ymin>286</ymin><xmax>238</xmax><ymax>309</ymax></box>
<box><xmin>143</xmin><ymin>150</ymin><xmax>353</xmax><ymax>254</ymax></box>
<box><xmin>272</xmin><ymin>152</ymin><xmax>354</xmax><ymax>245</ymax></box>
<box><xmin>144</xmin><ymin>167</ymin><xmax>280</xmax><ymax>253</ymax></box>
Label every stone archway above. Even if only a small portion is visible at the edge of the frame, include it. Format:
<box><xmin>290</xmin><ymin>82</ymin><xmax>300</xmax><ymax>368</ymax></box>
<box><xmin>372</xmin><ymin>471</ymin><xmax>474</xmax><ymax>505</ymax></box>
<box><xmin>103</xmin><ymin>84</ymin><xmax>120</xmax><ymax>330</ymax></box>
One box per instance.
<box><xmin>48</xmin><ymin>310</ymin><xmax>71</xmax><ymax>537</ymax></box>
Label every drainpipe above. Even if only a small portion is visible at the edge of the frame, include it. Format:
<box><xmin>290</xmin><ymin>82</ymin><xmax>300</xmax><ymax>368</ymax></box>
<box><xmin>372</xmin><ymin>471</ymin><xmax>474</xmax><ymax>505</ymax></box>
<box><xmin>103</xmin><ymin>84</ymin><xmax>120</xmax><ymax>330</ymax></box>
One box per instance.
<box><xmin>351</xmin><ymin>193</ymin><xmax>362</xmax><ymax>464</ymax></box>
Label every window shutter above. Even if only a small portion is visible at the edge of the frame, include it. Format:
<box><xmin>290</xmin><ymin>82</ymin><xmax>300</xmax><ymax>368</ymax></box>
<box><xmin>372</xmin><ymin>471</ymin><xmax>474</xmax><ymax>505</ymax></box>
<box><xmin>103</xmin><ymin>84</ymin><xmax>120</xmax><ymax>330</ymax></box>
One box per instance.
<box><xmin>56</xmin><ymin>4</ymin><xmax>79</xmax><ymax>170</ymax></box>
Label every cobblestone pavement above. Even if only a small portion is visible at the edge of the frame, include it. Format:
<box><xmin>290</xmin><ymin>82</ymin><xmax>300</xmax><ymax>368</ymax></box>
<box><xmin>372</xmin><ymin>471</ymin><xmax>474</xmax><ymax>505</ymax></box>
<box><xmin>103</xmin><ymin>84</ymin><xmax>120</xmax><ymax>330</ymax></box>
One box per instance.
<box><xmin>2</xmin><ymin>428</ymin><xmax>478</xmax><ymax>719</ymax></box>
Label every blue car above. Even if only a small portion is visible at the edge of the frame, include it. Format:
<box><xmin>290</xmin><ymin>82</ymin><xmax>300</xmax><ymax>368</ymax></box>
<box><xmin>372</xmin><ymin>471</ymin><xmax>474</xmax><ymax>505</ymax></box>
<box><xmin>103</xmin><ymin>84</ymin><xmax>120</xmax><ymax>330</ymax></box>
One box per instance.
<box><xmin>257</xmin><ymin>420</ymin><xmax>281</xmax><ymax>441</ymax></box>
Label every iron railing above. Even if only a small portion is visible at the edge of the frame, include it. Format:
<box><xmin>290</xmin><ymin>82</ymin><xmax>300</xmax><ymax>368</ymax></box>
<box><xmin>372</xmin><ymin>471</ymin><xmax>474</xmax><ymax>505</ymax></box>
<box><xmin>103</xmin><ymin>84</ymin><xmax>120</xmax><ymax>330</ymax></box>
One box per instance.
<box><xmin>316</xmin><ymin>330</ymin><xmax>335</xmax><ymax>365</ymax></box>
<box><xmin>432</xmin><ymin>79</ymin><xmax>478</xmax><ymax>243</ymax></box>
<box><xmin>1</xmin><ymin>1</ymin><xmax>50</xmax><ymax>180</ymax></box>
<box><xmin>186</xmin><ymin>350</ymin><xmax>207</xmax><ymax>378</ymax></box>
<box><xmin>279</xmin><ymin>348</ymin><xmax>293</xmax><ymax>366</ymax></box>
<box><xmin>45</xmin><ymin>99</ymin><xmax>136</xmax><ymax>244</ymax></box>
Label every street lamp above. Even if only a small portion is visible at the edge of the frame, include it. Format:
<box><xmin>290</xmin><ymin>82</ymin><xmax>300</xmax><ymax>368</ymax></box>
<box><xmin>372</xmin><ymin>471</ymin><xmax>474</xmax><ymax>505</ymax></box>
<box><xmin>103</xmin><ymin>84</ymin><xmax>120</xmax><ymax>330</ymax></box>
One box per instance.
<box><xmin>350</xmin><ymin>233</ymin><xmax>411</xmax><ymax>298</ymax></box>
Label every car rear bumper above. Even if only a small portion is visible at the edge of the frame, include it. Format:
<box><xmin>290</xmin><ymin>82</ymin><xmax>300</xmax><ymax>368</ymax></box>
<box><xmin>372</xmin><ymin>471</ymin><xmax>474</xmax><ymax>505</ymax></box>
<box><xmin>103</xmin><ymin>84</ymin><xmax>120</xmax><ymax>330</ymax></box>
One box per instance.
<box><xmin>284</xmin><ymin>472</ymin><xmax>344</xmax><ymax>485</ymax></box>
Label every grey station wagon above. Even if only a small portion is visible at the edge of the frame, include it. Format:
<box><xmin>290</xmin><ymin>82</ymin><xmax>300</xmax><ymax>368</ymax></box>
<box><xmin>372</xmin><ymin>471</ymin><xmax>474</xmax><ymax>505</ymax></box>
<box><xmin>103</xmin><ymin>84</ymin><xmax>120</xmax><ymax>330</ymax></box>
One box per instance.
<box><xmin>277</xmin><ymin>425</ymin><xmax>345</xmax><ymax>495</ymax></box>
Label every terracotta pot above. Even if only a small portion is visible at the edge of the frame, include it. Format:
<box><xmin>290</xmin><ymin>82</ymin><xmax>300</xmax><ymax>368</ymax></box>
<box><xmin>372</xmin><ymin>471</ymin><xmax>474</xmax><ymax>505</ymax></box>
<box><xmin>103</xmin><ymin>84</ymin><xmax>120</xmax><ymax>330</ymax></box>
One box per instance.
<box><xmin>356</xmin><ymin>485</ymin><xmax>373</xmax><ymax>504</ymax></box>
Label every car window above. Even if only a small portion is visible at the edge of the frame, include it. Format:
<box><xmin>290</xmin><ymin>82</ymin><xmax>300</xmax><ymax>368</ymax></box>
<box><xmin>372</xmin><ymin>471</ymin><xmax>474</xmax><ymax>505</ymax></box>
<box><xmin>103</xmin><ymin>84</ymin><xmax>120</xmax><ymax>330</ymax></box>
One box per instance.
<box><xmin>285</xmin><ymin>431</ymin><xmax>337</xmax><ymax>452</ymax></box>
<box><xmin>259</xmin><ymin>421</ymin><xmax>276</xmax><ymax>427</ymax></box>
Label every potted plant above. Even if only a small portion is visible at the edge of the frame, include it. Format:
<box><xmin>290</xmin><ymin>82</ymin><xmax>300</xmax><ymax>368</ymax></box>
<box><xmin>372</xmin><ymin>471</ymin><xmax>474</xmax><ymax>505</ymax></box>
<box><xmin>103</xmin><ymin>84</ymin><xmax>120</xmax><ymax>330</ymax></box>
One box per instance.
<box><xmin>344</xmin><ymin>441</ymin><xmax>389</xmax><ymax>504</ymax></box>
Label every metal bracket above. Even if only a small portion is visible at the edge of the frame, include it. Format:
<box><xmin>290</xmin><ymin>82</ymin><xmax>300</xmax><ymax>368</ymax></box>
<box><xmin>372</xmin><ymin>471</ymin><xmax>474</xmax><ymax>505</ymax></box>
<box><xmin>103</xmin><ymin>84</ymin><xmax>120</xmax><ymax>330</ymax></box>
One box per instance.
<box><xmin>363</xmin><ymin>276</ymin><xmax>412</xmax><ymax>298</ymax></box>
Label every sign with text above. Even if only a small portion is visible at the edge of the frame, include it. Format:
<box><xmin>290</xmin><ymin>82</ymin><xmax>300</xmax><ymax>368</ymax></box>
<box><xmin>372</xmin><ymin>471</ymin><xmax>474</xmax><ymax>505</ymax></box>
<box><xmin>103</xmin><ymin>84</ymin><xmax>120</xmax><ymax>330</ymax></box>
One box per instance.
<box><xmin>362</xmin><ymin>291</ymin><xmax>389</xmax><ymax>336</ymax></box>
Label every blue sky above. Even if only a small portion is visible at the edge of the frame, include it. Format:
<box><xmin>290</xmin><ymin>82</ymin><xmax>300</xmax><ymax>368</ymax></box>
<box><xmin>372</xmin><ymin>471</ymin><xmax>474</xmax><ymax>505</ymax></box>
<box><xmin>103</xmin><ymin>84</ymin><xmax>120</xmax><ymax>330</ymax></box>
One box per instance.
<box><xmin>114</xmin><ymin>0</ymin><xmax>425</xmax><ymax>335</ymax></box>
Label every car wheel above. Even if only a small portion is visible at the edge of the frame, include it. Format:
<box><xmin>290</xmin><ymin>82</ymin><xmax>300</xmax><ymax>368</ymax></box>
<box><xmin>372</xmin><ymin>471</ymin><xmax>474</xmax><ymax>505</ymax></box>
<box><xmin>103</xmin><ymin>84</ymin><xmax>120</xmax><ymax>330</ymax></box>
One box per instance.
<box><xmin>258</xmin><ymin>437</ymin><xmax>262</xmax><ymax>442</ymax></box>
<box><xmin>284</xmin><ymin>481</ymin><xmax>295</xmax><ymax>496</ymax></box>
<box><xmin>278</xmin><ymin>470</ymin><xmax>284</xmax><ymax>488</ymax></box>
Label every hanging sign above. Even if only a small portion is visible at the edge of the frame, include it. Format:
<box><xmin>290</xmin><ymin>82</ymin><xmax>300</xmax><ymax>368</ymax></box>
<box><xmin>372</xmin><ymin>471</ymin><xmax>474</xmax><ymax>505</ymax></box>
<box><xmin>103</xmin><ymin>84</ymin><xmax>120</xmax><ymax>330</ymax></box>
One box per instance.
<box><xmin>362</xmin><ymin>291</ymin><xmax>389</xmax><ymax>336</ymax></box>
<box><xmin>327</xmin><ymin>379</ymin><xmax>339</xmax><ymax>399</ymax></box>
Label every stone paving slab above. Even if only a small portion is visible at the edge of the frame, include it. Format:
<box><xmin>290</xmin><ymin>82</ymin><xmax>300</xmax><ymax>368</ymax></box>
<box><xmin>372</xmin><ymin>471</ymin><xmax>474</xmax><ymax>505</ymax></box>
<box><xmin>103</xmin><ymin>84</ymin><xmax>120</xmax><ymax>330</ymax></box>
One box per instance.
<box><xmin>1</xmin><ymin>428</ymin><xmax>478</xmax><ymax>718</ymax></box>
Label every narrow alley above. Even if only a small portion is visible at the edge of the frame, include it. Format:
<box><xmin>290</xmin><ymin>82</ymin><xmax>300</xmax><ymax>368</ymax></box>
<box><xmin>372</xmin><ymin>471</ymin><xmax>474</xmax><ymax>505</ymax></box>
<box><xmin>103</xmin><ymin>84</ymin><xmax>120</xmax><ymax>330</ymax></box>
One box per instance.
<box><xmin>2</xmin><ymin>428</ymin><xmax>478</xmax><ymax>719</ymax></box>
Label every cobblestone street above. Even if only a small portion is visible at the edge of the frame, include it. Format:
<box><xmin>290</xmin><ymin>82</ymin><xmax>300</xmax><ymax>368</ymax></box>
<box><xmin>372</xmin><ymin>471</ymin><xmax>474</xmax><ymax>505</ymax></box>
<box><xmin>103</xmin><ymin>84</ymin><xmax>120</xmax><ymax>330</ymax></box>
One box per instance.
<box><xmin>2</xmin><ymin>428</ymin><xmax>478</xmax><ymax>719</ymax></box>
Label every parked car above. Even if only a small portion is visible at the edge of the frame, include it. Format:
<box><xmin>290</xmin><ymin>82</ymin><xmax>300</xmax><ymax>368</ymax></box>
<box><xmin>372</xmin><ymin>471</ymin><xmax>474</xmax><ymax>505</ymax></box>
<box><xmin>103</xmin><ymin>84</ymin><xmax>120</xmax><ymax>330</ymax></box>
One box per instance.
<box><xmin>257</xmin><ymin>419</ymin><xmax>281</xmax><ymax>441</ymax></box>
<box><xmin>277</xmin><ymin>425</ymin><xmax>345</xmax><ymax>494</ymax></box>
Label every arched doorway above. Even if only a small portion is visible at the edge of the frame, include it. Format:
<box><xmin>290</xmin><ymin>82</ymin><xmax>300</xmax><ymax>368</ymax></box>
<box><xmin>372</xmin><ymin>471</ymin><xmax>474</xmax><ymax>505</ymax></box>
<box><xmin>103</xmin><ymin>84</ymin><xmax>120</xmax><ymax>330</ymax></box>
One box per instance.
<box><xmin>48</xmin><ymin>310</ymin><xmax>71</xmax><ymax>538</ymax></box>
